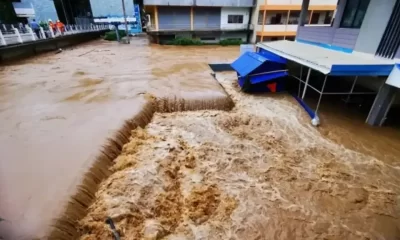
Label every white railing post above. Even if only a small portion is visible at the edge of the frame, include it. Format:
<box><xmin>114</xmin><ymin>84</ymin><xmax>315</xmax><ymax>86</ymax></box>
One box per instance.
<box><xmin>2</xmin><ymin>24</ymin><xmax>6</xmax><ymax>32</ymax></box>
<box><xmin>27</xmin><ymin>26</ymin><xmax>36</xmax><ymax>41</ymax></box>
<box><xmin>0</xmin><ymin>30</ymin><xmax>7</xmax><ymax>46</ymax></box>
<box><xmin>13</xmin><ymin>28</ymin><xmax>23</xmax><ymax>43</ymax></box>
<box><xmin>40</xmin><ymin>27</ymin><xmax>46</xmax><ymax>39</ymax></box>
<box><xmin>49</xmin><ymin>27</ymin><xmax>55</xmax><ymax>38</ymax></box>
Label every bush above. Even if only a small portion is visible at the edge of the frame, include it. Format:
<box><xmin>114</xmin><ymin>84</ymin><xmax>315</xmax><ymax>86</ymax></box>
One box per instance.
<box><xmin>104</xmin><ymin>30</ymin><xmax>127</xmax><ymax>41</ymax></box>
<box><xmin>167</xmin><ymin>37</ymin><xmax>203</xmax><ymax>46</ymax></box>
<box><xmin>219</xmin><ymin>39</ymin><xmax>243</xmax><ymax>46</ymax></box>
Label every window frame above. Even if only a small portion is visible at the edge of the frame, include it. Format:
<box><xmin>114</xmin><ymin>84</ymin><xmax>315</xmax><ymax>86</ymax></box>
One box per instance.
<box><xmin>228</xmin><ymin>14</ymin><xmax>244</xmax><ymax>24</ymax></box>
<box><xmin>340</xmin><ymin>0</ymin><xmax>370</xmax><ymax>28</ymax></box>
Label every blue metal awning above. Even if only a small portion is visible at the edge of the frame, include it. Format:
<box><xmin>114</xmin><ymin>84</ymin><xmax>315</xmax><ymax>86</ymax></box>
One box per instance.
<box><xmin>231</xmin><ymin>52</ymin><xmax>288</xmax><ymax>92</ymax></box>
<box><xmin>231</xmin><ymin>52</ymin><xmax>288</xmax><ymax>79</ymax></box>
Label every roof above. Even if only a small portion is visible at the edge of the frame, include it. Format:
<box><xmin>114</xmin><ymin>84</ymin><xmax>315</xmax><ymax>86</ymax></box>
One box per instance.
<box><xmin>231</xmin><ymin>52</ymin><xmax>269</xmax><ymax>77</ymax></box>
<box><xmin>256</xmin><ymin>40</ymin><xmax>396</xmax><ymax>76</ymax></box>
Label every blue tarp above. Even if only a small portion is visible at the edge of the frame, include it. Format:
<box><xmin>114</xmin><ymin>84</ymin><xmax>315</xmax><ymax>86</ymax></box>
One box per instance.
<box><xmin>231</xmin><ymin>52</ymin><xmax>288</xmax><ymax>92</ymax></box>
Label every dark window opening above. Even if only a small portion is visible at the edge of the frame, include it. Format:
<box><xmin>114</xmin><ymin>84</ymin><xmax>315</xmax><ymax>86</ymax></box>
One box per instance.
<box><xmin>258</xmin><ymin>11</ymin><xmax>264</xmax><ymax>25</ymax></box>
<box><xmin>324</xmin><ymin>11</ymin><xmax>333</xmax><ymax>24</ymax></box>
<box><xmin>228</xmin><ymin>15</ymin><xmax>244</xmax><ymax>24</ymax></box>
<box><xmin>310</xmin><ymin>12</ymin><xmax>320</xmax><ymax>24</ymax></box>
<box><xmin>340</xmin><ymin>0</ymin><xmax>370</xmax><ymax>28</ymax></box>
<box><xmin>200</xmin><ymin>37</ymin><xmax>216</xmax><ymax>40</ymax></box>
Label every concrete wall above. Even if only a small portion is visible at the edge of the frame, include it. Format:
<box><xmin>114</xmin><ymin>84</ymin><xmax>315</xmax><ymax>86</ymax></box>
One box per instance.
<box><xmin>220</xmin><ymin>7</ymin><xmax>250</xmax><ymax>29</ymax></box>
<box><xmin>144</xmin><ymin>0</ymin><xmax>253</xmax><ymax>6</ymax></box>
<box><xmin>297</xmin><ymin>26</ymin><xmax>360</xmax><ymax>49</ymax></box>
<box><xmin>220</xmin><ymin>31</ymin><xmax>247</xmax><ymax>41</ymax></box>
<box><xmin>89</xmin><ymin>0</ymin><xmax>134</xmax><ymax>17</ymax></box>
<box><xmin>22</xmin><ymin>0</ymin><xmax>58</xmax><ymax>22</ymax></box>
<box><xmin>193</xmin><ymin>7</ymin><xmax>221</xmax><ymax>30</ymax></box>
<box><xmin>354</xmin><ymin>0</ymin><xmax>396</xmax><ymax>55</ymax></box>
<box><xmin>396</xmin><ymin>46</ymin><xmax>400</xmax><ymax>59</ymax></box>
<box><xmin>158</xmin><ymin>6</ymin><xmax>191</xmax><ymax>30</ymax></box>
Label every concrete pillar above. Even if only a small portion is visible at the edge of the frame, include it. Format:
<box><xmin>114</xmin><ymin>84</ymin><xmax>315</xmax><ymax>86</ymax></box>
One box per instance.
<box><xmin>13</xmin><ymin>28</ymin><xmax>23</xmax><ymax>43</ymax></box>
<box><xmin>298</xmin><ymin>0</ymin><xmax>310</xmax><ymax>27</ymax></box>
<box><xmin>332</xmin><ymin>0</ymin><xmax>347</xmax><ymax>28</ymax></box>
<box><xmin>366</xmin><ymin>83</ymin><xmax>397</xmax><ymax>126</ymax></box>
<box><xmin>0</xmin><ymin>30</ymin><xmax>6</xmax><ymax>46</ymax></box>
<box><xmin>154</xmin><ymin>6</ymin><xmax>159</xmax><ymax>31</ymax></box>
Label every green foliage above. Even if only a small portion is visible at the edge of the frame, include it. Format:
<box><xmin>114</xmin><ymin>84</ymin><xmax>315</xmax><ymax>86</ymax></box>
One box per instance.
<box><xmin>219</xmin><ymin>39</ymin><xmax>243</xmax><ymax>46</ymax></box>
<box><xmin>104</xmin><ymin>30</ymin><xmax>127</xmax><ymax>41</ymax></box>
<box><xmin>167</xmin><ymin>37</ymin><xmax>203</xmax><ymax>46</ymax></box>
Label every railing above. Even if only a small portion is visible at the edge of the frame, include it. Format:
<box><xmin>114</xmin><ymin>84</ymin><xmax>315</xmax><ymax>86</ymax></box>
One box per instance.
<box><xmin>0</xmin><ymin>24</ymin><xmax>109</xmax><ymax>47</ymax></box>
<box><xmin>147</xmin><ymin>23</ymin><xmax>253</xmax><ymax>31</ymax></box>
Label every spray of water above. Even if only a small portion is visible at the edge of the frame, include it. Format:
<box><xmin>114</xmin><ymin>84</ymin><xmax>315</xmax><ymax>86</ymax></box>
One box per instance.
<box><xmin>78</xmin><ymin>72</ymin><xmax>400</xmax><ymax>240</ymax></box>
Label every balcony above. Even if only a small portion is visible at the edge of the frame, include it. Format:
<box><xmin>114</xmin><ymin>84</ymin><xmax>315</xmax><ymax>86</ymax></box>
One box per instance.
<box><xmin>147</xmin><ymin>23</ymin><xmax>253</xmax><ymax>32</ymax></box>
<box><xmin>256</xmin><ymin>23</ymin><xmax>330</xmax><ymax>36</ymax></box>
<box><xmin>143</xmin><ymin>0</ymin><xmax>253</xmax><ymax>7</ymax></box>
<box><xmin>260</xmin><ymin>0</ymin><xmax>337</xmax><ymax>11</ymax></box>
<box><xmin>265</xmin><ymin>0</ymin><xmax>337</xmax><ymax>5</ymax></box>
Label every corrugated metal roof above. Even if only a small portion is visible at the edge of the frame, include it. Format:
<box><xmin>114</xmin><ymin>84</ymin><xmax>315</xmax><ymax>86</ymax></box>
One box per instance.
<box><xmin>257</xmin><ymin>40</ymin><xmax>396</xmax><ymax>76</ymax></box>
<box><xmin>231</xmin><ymin>52</ymin><xmax>268</xmax><ymax>77</ymax></box>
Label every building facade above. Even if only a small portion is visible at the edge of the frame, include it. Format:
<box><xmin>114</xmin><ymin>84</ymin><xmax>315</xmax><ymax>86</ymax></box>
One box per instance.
<box><xmin>1</xmin><ymin>0</ymin><xmax>59</xmax><ymax>24</ymax></box>
<box><xmin>253</xmin><ymin>0</ymin><xmax>337</xmax><ymax>43</ymax></box>
<box><xmin>144</xmin><ymin>0</ymin><xmax>254</xmax><ymax>44</ymax></box>
<box><xmin>293</xmin><ymin>0</ymin><xmax>400</xmax><ymax>126</ymax></box>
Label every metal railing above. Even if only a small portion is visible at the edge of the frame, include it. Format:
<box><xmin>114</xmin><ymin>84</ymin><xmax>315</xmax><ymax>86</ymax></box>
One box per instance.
<box><xmin>0</xmin><ymin>23</ymin><xmax>109</xmax><ymax>47</ymax></box>
<box><xmin>146</xmin><ymin>23</ymin><xmax>253</xmax><ymax>31</ymax></box>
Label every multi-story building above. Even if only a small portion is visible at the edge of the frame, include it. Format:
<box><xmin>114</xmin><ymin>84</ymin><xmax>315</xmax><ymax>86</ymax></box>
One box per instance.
<box><xmin>144</xmin><ymin>0</ymin><xmax>254</xmax><ymax>44</ymax></box>
<box><xmin>255</xmin><ymin>0</ymin><xmax>400</xmax><ymax>126</ymax></box>
<box><xmin>252</xmin><ymin>0</ymin><xmax>337</xmax><ymax>43</ymax></box>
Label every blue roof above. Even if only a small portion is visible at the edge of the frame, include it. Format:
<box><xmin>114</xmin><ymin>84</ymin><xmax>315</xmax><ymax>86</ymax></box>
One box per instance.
<box><xmin>231</xmin><ymin>52</ymin><xmax>268</xmax><ymax>77</ymax></box>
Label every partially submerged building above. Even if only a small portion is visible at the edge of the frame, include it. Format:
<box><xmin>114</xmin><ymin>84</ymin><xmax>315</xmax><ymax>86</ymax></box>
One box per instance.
<box><xmin>144</xmin><ymin>0</ymin><xmax>254</xmax><ymax>44</ymax></box>
<box><xmin>255</xmin><ymin>0</ymin><xmax>400</xmax><ymax>126</ymax></box>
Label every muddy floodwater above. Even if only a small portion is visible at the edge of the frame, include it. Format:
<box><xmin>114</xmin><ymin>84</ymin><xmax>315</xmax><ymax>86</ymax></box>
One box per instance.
<box><xmin>1</xmin><ymin>37</ymin><xmax>400</xmax><ymax>239</ymax></box>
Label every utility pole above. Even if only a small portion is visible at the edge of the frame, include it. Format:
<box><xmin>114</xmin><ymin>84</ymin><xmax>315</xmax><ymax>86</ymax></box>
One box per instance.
<box><xmin>121</xmin><ymin>0</ymin><xmax>130</xmax><ymax>44</ymax></box>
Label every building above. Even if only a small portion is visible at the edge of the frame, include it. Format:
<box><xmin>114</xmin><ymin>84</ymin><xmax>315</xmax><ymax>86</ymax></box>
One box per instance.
<box><xmin>0</xmin><ymin>0</ymin><xmax>58</xmax><ymax>24</ymax></box>
<box><xmin>255</xmin><ymin>0</ymin><xmax>400</xmax><ymax>126</ymax></box>
<box><xmin>253</xmin><ymin>0</ymin><xmax>337</xmax><ymax>43</ymax></box>
<box><xmin>144</xmin><ymin>0</ymin><xmax>254</xmax><ymax>44</ymax></box>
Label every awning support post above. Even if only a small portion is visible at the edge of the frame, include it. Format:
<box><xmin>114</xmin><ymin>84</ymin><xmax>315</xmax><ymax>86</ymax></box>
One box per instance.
<box><xmin>301</xmin><ymin>68</ymin><xmax>311</xmax><ymax>99</ymax></box>
<box><xmin>298</xmin><ymin>66</ymin><xmax>303</xmax><ymax>97</ymax></box>
<box><xmin>345</xmin><ymin>76</ymin><xmax>358</xmax><ymax>103</ymax></box>
<box><xmin>315</xmin><ymin>75</ymin><xmax>328</xmax><ymax>114</ymax></box>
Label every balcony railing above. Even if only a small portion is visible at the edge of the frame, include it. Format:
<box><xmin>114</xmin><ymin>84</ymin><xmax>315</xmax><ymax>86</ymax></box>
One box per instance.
<box><xmin>256</xmin><ymin>23</ymin><xmax>330</xmax><ymax>33</ymax></box>
<box><xmin>147</xmin><ymin>23</ymin><xmax>253</xmax><ymax>32</ymax></box>
<box><xmin>265</xmin><ymin>0</ymin><xmax>337</xmax><ymax>5</ymax></box>
<box><xmin>0</xmin><ymin>24</ymin><xmax>109</xmax><ymax>47</ymax></box>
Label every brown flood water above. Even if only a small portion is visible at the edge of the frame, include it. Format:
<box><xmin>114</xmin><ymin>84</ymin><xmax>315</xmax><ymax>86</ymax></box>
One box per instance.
<box><xmin>0</xmin><ymin>38</ymin><xmax>236</xmax><ymax>239</ymax></box>
<box><xmin>1</xmin><ymin>37</ymin><xmax>400</xmax><ymax>239</ymax></box>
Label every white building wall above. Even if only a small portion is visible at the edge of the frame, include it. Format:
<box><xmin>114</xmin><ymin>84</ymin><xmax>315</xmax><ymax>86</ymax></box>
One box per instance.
<box><xmin>220</xmin><ymin>7</ymin><xmax>250</xmax><ymax>30</ymax></box>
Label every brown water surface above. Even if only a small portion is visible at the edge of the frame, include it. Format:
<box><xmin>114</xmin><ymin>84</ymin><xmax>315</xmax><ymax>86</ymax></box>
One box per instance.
<box><xmin>0</xmin><ymin>38</ymin><xmax>237</xmax><ymax>239</ymax></box>
<box><xmin>1</xmin><ymin>37</ymin><xmax>400</xmax><ymax>239</ymax></box>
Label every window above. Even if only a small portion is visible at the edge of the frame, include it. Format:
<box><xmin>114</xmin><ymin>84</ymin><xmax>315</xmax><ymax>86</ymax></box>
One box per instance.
<box><xmin>324</xmin><ymin>11</ymin><xmax>333</xmax><ymax>24</ymax></box>
<box><xmin>228</xmin><ymin>15</ymin><xmax>243</xmax><ymax>24</ymax></box>
<box><xmin>310</xmin><ymin>12</ymin><xmax>320</xmax><ymax>24</ymax></box>
<box><xmin>258</xmin><ymin>11</ymin><xmax>264</xmax><ymax>24</ymax></box>
<box><xmin>200</xmin><ymin>37</ymin><xmax>216</xmax><ymax>41</ymax></box>
<box><xmin>340</xmin><ymin>0</ymin><xmax>370</xmax><ymax>28</ymax></box>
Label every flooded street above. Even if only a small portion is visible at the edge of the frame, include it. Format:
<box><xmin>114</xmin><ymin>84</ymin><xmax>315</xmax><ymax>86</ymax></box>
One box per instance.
<box><xmin>1</xmin><ymin>37</ymin><xmax>400</xmax><ymax>239</ymax></box>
